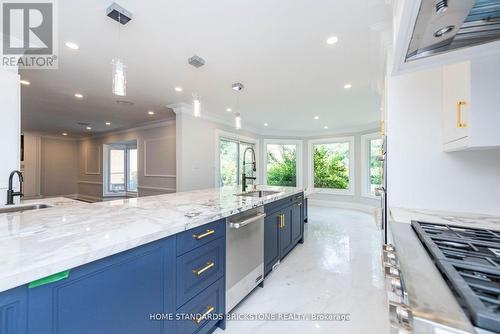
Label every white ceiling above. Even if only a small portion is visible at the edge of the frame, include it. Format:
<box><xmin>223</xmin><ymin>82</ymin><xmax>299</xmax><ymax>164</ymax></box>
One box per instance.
<box><xmin>20</xmin><ymin>0</ymin><xmax>392</xmax><ymax>136</ymax></box>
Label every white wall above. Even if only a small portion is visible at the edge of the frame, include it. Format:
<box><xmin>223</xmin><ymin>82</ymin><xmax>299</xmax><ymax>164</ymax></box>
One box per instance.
<box><xmin>78</xmin><ymin>122</ymin><xmax>176</xmax><ymax>200</ymax></box>
<box><xmin>0</xmin><ymin>68</ymin><xmax>20</xmax><ymax>205</ymax></box>
<box><xmin>387</xmin><ymin>65</ymin><xmax>500</xmax><ymax>215</ymax></box>
<box><xmin>174</xmin><ymin>105</ymin><xmax>260</xmax><ymax>192</ymax></box>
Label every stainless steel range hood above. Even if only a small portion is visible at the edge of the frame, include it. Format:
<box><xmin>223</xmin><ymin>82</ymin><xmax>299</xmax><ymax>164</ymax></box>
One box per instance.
<box><xmin>406</xmin><ymin>0</ymin><xmax>500</xmax><ymax>61</ymax></box>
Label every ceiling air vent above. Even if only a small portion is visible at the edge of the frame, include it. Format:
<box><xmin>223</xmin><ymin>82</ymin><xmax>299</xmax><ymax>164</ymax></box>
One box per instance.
<box><xmin>188</xmin><ymin>55</ymin><xmax>205</xmax><ymax>68</ymax></box>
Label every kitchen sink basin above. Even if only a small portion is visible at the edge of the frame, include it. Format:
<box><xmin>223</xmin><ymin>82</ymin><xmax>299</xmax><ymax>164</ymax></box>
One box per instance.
<box><xmin>235</xmin><ymin>190</ymin><xmax>281</xmax><ymax>198</ymax></box>
<box><xmin>0</xmin><ymin>204</ymin><xmax>52</xmax><ymax>214</ymax></box>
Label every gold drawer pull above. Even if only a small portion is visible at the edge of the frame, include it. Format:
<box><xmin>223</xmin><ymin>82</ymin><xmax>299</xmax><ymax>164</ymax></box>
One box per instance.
<box><xmin>456</xmin><ymin>101</ymin><xmax>468</xmax><ymax>128</ymax></box>
<box><xmin>278</xmin><ymin>213</ymin><xmax>285</xmax><ymax>228</ymax></box>
<box><xmin>193</xmin><ymin>261</ymin><xmax>215</xmax><ymax>276</ymax></box>
<box><xmin>194</xmin><ymin>305</ymin><xmax>215</xmax><ymax>325</ymax></box>
<box><xmin>193</xmin><ymin>229</ymin><xmax>215</xmax><ymax>240</ymax></box>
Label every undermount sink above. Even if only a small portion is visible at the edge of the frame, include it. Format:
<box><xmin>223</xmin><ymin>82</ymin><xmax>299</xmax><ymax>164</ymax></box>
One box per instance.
<box><xmin>235</xmin><ymin>190</ymin><xmax>281</xmax><ymax>198</ymax></box>
<box><xmin>0</xmin><ymin>204</ymin><xmax>52</xmax><ymax>214</ymax></box>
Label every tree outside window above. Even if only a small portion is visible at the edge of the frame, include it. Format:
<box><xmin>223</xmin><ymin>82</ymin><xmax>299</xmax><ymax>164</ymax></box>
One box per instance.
<box><xmin>266</xmin><ymin>144</ymin><xmax>297</xmax><ymax>187</ymax></box>
<box><xmin>219</xmin><ymin>137</ymin><xmax>256</xmax><ymax>187</ymax></box>
<box><xmin>313</xmin><ymin>142</ymin><xmax>350</xmax><ymax>190</ymax></box>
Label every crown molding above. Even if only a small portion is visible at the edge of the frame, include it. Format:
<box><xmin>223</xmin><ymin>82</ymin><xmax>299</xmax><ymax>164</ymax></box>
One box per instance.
<box><xmin>80</xmin><ymin>119</ymin><xmax>176</xmax><ymax>141</ymax></box>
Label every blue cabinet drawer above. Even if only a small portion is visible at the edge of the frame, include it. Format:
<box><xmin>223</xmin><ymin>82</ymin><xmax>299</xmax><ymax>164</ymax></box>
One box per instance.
<box><xmin>176</xmin><ymin>238</ymin><xmax>225</xmax><ymax>308</ymax></box>
<box><xmin>175</xmin><ymin>278</ymin><xmax>225</xmax><ymax>334</ymax></box>
<box><xmin>177</xmin><ymin>219</ymin><xmax>225</xmax><ymax>256</ymax></box>
<box><xmin>264</xmin><ymin>195</ymin><xmax>294</xmax><ymax>215</ymax></box>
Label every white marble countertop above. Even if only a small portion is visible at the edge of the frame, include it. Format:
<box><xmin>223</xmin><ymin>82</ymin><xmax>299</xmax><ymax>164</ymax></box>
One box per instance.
<box><xmin>390</xmin><ymin>207</ymin><xmax>500</xmax><ymax>230</ymax></box>
<box><xmin>0</xmin><ymin>186</ymin><xmax>303</xmax><ymax>293</ymax></box>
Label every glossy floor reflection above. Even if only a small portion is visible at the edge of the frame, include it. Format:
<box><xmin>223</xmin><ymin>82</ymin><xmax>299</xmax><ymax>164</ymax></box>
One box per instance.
<box><xmin>216</xmin><ymin>206</ymin><xmax>389</xmax><ymax>334</ymax></box>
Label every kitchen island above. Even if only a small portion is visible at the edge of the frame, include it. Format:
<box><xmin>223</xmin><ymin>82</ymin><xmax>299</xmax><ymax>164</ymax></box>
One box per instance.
<box><xmin>0</xmin><ymin>186</ymin><xmax>304</xmax><ymax>334</ymax></box>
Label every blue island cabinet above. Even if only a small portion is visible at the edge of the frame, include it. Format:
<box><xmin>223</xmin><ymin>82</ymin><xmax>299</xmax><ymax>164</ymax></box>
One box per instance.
<box><xmin>0</xmin><ymin>218</ymin><xmax>226</xmax><ymax>334</ymax></box>
<box><xmin>264</xmin><ymin>193</ymin><xmax>305</xmax><ymax>277</ymax></box>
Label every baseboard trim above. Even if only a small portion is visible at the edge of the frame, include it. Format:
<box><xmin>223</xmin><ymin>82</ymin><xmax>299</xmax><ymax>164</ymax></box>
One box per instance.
<box><xmin>69</xmin><ymin>194</ymin><xmax>102</xmax><ymax>203</ymax></box>
<box><xmin>308</xmin><ymin>199</ymin><xmax>377</xmax><ymax>214</ymax></box>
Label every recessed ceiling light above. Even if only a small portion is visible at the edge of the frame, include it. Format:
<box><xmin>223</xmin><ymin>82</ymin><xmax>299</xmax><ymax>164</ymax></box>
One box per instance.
<box><xmin>326</xmin><ymin>36</ymin><xmax>338</xmax><ymax>45</ymax></box>
<box><xmin>175</xmin><ymin>87</ymin><xmax>183</xmax><ymax>92</ymax></box>
<box><xmin>65</xmin><ymin>41</ymin><xmax>79</xmax><ymax>50</ymax></box>
<box><xmin>74</xmin><ymin>93</ymin><xmax>83</xmax><ymax>98</ymax></box>
<box><xmin>148</xmin><ymin>110</ymin><xmax>155</xmax><ymax>115</ymax></box>
<box><xmin>226</xmin><ymin>108</ymin><xmax>232</xmax><ymax>112</ymax></box>
<box><xmin>344</xmin><ymin>83</ymin><xmax>352</xmax><ymax>89</ymax></box>
<box><xmin>20</xmin><ymin>80</ymin><xmax>30</xmax><ymax>86</ymax></box>
<box><xmin>62</xmin><ymin>132</ymin><xmax>68</xmax><ymax>136</ymax></box>
<box><xmin>86</xmin><ymin>126</ymin><xmax>92</xmax><ymax>130</ymax></box>
<box><xmin>324</xmin><ymin>126</ymin><xmax>329</xmax><ymax>129</ymax></box>
<box><xmin>264</xmin><ymin>123</ymin><xmax>268</xmax><ymax>127</ymax></box>
<box><xmin>105</xmin><ymin>122</ymin><xmax>111</xmax><ymax>126</ymax></box>
<box><xmin>314</xmin><ymin>116</ymin><xmax>319</xmax><ymax>120</ymax></box>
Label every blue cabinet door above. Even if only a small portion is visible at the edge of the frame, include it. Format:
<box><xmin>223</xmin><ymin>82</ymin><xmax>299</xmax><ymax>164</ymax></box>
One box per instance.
<box><xmin>264</xmin><ymin>211</ymin><xmax>281</xmax><ymax>276</ymax></box>
<box><xmin>0</xmin><ymin>286</ymin><xmax>27</xmax><ymax>334</ymax></box>
<box><xmin>27</xmin><ymin>237</ymin><xmax>176</xmax><ymax>334</ymax></box>
<box><xmin>279</xmin><ymin>206</ymin><xmax>294</xmax><ymax>257</ymax></box>
<box><xmin>291</xmin><ymin>198</ymin><xmax>303</xmax><ymax>245</ymax></box>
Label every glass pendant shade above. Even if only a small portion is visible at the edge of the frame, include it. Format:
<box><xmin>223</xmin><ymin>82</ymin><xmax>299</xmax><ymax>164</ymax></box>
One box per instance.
<box><xmin>112</xmin><ymin>58</ymin><xmax>126</xmax><ymax>96</ymax></box>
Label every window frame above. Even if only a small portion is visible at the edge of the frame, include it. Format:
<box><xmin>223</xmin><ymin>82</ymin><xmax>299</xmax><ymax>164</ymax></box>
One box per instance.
<box><xmin>215</xmin><ymin>130</ymin><xmax>259</xmax><ymax>188</ymax></box>
<box><xmin>103</xmin><ymin>142</ymin><xmax>138</xmax><ymax>197</ymax></box>
<box><xmin>307</xmin><ymin>136</ymin><xmax>355</xmax><ymax>196</ymax></box>
<box><xmin>263</xmin><ymin>139</ymin><xmax>303</xmax><ymax>188</ymax></box>
<box><xmin>361</xmin><ymin>132</ymin><xmax>382</xmax><ymax>199</ymax></box>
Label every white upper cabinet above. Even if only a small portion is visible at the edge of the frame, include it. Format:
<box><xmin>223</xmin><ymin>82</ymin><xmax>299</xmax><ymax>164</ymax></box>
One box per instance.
<box><xmin>442</xmin><ymin>56</ymin><xmax>500</xmax><ymax>152</ymax></box>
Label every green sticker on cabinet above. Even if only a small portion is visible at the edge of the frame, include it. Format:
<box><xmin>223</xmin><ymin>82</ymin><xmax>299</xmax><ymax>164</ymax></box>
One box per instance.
<box><xmin>28</xmin><ymin>270</ymin><xmax>70</xmax><ymax>288</ymax></box>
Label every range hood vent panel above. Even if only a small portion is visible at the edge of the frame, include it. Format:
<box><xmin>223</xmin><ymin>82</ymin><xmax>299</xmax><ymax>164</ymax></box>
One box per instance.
<box><xmin>406</xmin><ymin>0</ymin><xmax>500</xmax><ymax>62</ymax></box>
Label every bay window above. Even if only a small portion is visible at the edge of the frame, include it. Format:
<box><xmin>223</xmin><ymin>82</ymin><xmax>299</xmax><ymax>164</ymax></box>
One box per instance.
<box><xmin>264</xmin><ymin>140</ymin><xmax>302</xmax><ymax>187</ymax></box>
<box><xmin>308</xmin><ymin>137</ymin><xmax>354</xmax><ymax>194</ymax></box>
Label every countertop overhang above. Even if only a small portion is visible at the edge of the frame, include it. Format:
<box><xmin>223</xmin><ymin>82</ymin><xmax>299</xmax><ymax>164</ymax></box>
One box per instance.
<box><xmin>0</xmin><ymin>186</ymin><xmax>304</xmax><ymax>293</ymax></box>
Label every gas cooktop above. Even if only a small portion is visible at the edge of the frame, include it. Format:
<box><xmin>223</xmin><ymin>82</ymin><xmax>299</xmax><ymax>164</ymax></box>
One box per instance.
<box><xmin>411</xmin><ymin>221</ymin><xmax>500</xmax><ymax>333</ymax></box>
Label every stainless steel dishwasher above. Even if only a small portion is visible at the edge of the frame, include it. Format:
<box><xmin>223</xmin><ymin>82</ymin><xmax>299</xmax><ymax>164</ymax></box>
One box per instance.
<box><xmin>226</xmin><ymin>206</ymin><xmax>266</xmax><ymax>312</ymax></box>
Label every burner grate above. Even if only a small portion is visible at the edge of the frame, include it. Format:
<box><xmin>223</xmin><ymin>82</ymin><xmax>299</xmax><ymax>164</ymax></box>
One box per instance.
<box><xmin>412</xmin><ymin>221</ymin><xmax>500</xmax><ymax>333</ymax></box>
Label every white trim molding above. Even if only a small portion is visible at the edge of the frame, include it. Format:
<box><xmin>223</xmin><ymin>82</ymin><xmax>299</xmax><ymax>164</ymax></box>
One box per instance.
<box><xmin>263</xmin><ymin>139</ymin><xmax>303</xmax><ymax>187</ymax></box>
<box><xmin>307</xmin><ymin>136</ymin><xmax>356</xmax><ymax>196</ymax></box>
<box><xmin>308</xmin><ymin>198</ymin><xmax>377</xmax><ymax>215</ymax></box>
<box><xmin>137</xmin><ymin>185</ymin><xmax>176</xmax><ymax>192</ymax></box>
<box><xmin>85</xmin><ymin>146</ymin><xmax>101</xmax><ymax>175</ymax></box>
<box><xmin>143</xmin><ymin>138</ymin><xmax>176</xmax><ymax>177</ymax></box>
<box><xmin>360</xmin><ymin>132</ymin><xmax>382</xmax><ymax>200</ymax></box>
<box><xmin>77</xmin><ymin>180</ymin><xmax>103</xmax><ymax>185</ymax></box>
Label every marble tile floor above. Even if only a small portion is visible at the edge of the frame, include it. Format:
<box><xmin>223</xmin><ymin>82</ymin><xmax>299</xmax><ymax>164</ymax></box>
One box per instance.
<box><xmin>216</xmin><ymin>206</ymin><xmax>390</xmax><ymax>334</ymax></box>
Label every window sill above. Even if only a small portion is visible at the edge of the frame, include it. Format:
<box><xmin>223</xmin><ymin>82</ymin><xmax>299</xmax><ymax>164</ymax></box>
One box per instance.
<box><xmin>310</xmin><ymin>188</ymin><xmax>354</xmax><ymax>196</ymax></box>
<box><xmin>361</xmin><ymin>193</ymin><xmax>380</xmax><ymax>200</ymax></box>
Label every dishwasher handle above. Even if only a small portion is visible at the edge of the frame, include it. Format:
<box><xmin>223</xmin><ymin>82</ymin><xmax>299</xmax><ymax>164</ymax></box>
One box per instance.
<box><xmin>228</xmin><ymin>212</ymin><xmax>266</xmax><ymax>229</ymax></box>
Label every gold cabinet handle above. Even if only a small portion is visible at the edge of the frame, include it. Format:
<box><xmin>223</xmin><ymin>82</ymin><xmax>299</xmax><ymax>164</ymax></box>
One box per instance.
<box><xmin>193</xmin><ymin>261</ymin><xmax>215</xmax><ymax>276</ymax></box>
<box><xmin>193</xmin><ymin>229</ymin><xmax>215</xmax><ymax>240</ymax></box>
<box><xmin>277</xmin><ymin>214</ymin><xmax>282</xmax><ymax>228</ymax></box>
<box><xmin>456</xmin><ymin>101</ymin><xmax>468</xmax><ymax>128</ymax></box>
<box><xmin>281</xmin><ymin>213</ymin><xmax>285</xmax><ymax>228</ymax></box>
<box><xmin>194</xmin><ymin>305</ymin><xmax>215</xmax><ymax>325</ymax></box>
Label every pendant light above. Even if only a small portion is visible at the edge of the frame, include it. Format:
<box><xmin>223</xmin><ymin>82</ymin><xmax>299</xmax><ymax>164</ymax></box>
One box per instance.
<box><xmin>188</xmin><ymin>55</ymin><xmax>206</xmax><ymax>118</ymax></box>
<box><xmin>112</xmin><ymin>58</ymin><xmax>126</xmax><ymax>96</ymax></box>
<box><xmin>193</xmin><ymin>93</ymin><xmax>201</xmax><ymax>118</ymax></box>
<box><xmin>235</xmin><ymin>112</ymin><xmax>242</xmax><ymax>129</ymax></box>
<box><xmin>107</xmin><ymin>6</ymin><xmax>132</xmax><ymax>97</ymax></box>
<box><xmin>232</xmin><ymin>83</ymin><xmax>244</xmax><ymax>130</ymax></box>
